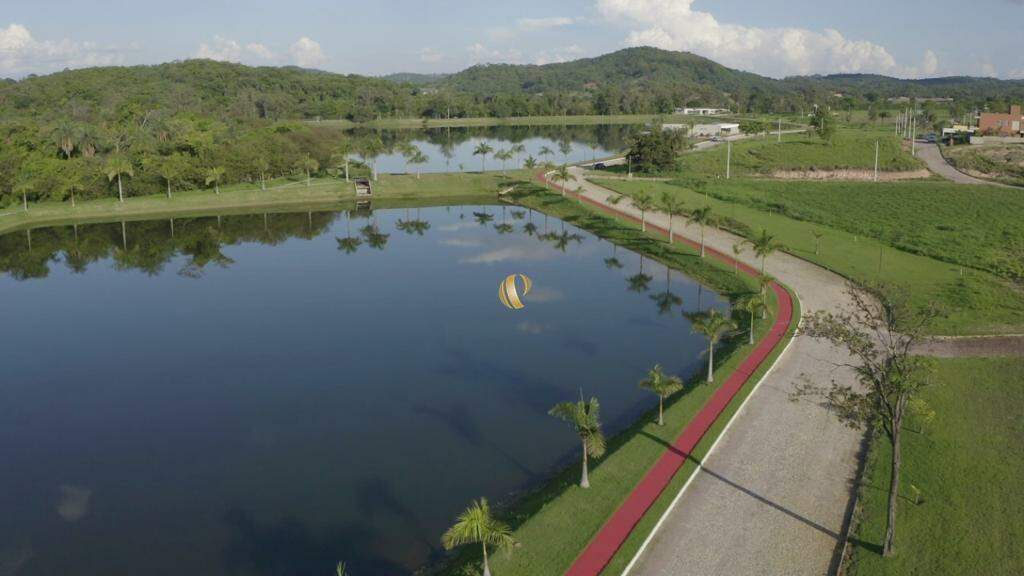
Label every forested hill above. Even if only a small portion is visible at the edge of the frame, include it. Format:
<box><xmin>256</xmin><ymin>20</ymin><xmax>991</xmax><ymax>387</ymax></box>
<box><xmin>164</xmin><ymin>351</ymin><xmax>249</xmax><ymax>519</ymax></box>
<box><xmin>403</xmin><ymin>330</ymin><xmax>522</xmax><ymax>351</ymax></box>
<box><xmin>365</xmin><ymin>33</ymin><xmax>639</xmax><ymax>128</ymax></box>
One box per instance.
<box><xmin>782</xmin><ymin>73</ymin><xmax>1024</xmax><ymax>102</ymax></box>
<box><xmin>0</xmin><ymin>59</ymin><xmax>418</xmax><ymax>122</ymax></box>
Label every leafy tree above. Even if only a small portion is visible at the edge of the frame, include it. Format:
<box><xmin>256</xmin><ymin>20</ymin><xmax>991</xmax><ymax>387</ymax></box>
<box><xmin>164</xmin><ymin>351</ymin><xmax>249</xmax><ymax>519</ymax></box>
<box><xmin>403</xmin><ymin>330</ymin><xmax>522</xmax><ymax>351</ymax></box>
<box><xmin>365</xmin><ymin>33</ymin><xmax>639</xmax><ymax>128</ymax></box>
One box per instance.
<box><xmin>473</xmin><ymin>142</ymin><xmax>494</xmax><ymax>172</ymax></box>
<box><xmin>441</xmin><ymin>498</ymin><xmax>516</xmax><ymax>576</ymax></box>
<box><xmin>797</xmin><ymin>286</ymin><xmax>939</xmax><ymax>557</ymax></box>
<box><xmin>105</xmin><ymin>155</ymin><xmax>134</xmax><ymax>202</ymax></box>
<box><xmin>627</xmin><ymin>129</ymin><xmax>687</xmax><ymax>173</ymax></box>
<box><xmin>810</xmin><ymin>106</ymin><xmax>836</xmax><ymax>144</ymax></box>
<box><xmin>549</xmin><ymin>395</ymin><xmax>606</xmax><ymax>488</ymax></box>
<box><xmin>205</xmin><ymin>166</ymin><xmax>225</xmax><ymax>194</ymax></box>
<box><xmin>687</xmin><ymin>308</ymin><xmax>736</xmax><ymax>383</ymax></box>
<box><xmin>631</xmin><ymin>190</ymin><xmax>655</xmax><ymax>233</ymax></box>
<box><xmin>639</xmin><ymin>364</ymin><xmax>684</xmax><ymax>425</ymax></box>
<box><xmin>658</xmin><ymin>191</ymin><xmax>686</xmax><ymax>244</ymax></box>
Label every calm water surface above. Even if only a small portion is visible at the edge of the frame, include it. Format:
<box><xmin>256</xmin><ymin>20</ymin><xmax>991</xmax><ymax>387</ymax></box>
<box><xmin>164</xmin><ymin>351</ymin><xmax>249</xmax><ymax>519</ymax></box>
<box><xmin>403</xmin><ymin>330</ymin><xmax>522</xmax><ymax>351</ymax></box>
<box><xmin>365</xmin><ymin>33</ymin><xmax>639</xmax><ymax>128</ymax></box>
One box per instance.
<box><xmin>0</xmin><ymin>204</ymin><xmax>727</xmax><ymax>575</ymax></box>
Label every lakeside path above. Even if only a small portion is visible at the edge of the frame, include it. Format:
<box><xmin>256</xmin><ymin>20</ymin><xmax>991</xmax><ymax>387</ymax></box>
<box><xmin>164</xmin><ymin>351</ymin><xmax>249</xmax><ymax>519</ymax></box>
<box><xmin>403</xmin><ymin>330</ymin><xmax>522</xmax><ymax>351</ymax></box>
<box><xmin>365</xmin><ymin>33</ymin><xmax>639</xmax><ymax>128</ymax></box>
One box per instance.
<box><xmin>549</xmin><ymin>167</ymin><xmax>864</xmax><ymax>576</ymax></box>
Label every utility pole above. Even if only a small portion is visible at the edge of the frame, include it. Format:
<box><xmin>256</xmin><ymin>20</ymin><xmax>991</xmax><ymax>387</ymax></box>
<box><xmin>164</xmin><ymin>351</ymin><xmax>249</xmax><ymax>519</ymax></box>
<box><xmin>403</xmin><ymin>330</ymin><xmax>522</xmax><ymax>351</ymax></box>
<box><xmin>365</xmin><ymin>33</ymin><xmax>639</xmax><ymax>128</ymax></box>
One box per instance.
<box><xmin>726</xmin><ymin>139</ymin><xmax>732</xmax><ymax>179</ymax></box>
<box><xmin>778</xmin><ymin>118</ymin><xmax>782</xmax><ymax>143</ymax></box>
<box><xmin>874</xmin><ymin>140</ymin><xmax>880</xmax><ymax>182</ymax></box>
<box><xmin>911</xmin><ymin>115</ymin><xmax>917</xmax><ymax>156</ymax></box>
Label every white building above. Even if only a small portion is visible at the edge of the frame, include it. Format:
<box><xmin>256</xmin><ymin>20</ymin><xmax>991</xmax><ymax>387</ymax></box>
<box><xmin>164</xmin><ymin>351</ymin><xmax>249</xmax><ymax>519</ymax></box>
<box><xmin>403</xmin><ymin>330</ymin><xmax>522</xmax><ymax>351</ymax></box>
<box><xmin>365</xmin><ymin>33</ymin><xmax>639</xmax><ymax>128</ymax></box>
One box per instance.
<box><xmin>675</xmin><ymin>107</ymin><xmax>731</xmax><ymax>116</ymax></box>
<box><xmin>691</xmin><ymin>123</ymin><xmax>740</xmax><ymax>137</ymax></box>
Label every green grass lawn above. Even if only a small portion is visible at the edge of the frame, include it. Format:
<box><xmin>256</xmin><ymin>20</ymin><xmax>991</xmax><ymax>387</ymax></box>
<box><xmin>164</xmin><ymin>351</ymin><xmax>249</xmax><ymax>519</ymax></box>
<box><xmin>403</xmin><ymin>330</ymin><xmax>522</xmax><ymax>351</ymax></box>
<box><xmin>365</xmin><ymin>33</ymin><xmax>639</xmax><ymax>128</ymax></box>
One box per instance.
<box><xmin>675</xmin><ymin>128</ymin><xmax>924</xmax><ymax>178</ymax></box>
<box><xmin>440</xmin><ymin>187</ymin><xmax>799</xmax><ymax>575</ymax></box>
<box><xmin>848</xmin><ymin>357</ymin><xmax>1024</xmax><ymax>576</ymax></box>
<box><xmin>944</xmin><ymin>144</ymin><xmax>1024</xmax><ymax>187</ymax></box>
<box><xmin>592</xmin><ymin>178</ymin><xmax>1024</xmax><ymax>335</ymax></box>
<box><xmin>0</xmin><ymin>171</ymin><xmax>514</xmax><ymax>236</ymax></box>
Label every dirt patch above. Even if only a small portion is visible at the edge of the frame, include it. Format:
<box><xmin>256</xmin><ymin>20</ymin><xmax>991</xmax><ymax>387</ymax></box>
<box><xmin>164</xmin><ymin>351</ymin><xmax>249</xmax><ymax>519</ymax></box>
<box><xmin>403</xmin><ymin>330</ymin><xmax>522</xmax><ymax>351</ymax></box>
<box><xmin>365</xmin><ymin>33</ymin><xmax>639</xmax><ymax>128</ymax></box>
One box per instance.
<box><xmin>915</xmin><ymin>335</ymin><xmax>1024</xmax><ymax>358</ymax></box>
<box><xmin>770</xmin><ymin>169</ymin><xmax>931</xmax><ymax>181</ymax></box>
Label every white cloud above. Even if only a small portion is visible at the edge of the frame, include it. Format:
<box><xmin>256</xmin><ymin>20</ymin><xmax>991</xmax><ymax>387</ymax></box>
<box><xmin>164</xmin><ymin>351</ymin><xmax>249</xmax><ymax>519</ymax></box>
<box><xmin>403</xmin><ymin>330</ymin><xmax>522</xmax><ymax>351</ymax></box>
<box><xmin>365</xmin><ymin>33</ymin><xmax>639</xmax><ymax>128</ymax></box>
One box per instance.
<box><xmin>289</xmin><ymin>37</ymin><xmax>326</xmax><ymax>68</ymax></box>
<box><xmin>419</xmin><ymin>47</ymin><xmax>444</xmax><ymax>64</ymax></box>
<box><xmin>467</xmin><ymin>43</ymin><xmax>524</xmax><ymax>65</ymax></box>
<box><xmin>517</xmin><ymin>17</ymin><xmax>576</xmax><ymax>32</ymax></box>
<box><xmin>595</xmin><ymin>0</ymin><xmax>932</xmax><ymax>78</ymax></box>
<box><xmin>1008</xmin><ymin>69</ymin><xmax>1024</xmax><ymax>80</ymax></box>
<box><xmin>534</xmin><ymin>44</ymin><xmax>585</xmax><ymax>65</ymax></box>
<box><xmin>981</xmin><ymin>62</ymin><xmax>998</xmax><ymax>77</ymax></box>
<box><xmin>195</xmin><ymin>36</ymin><xmax>277</xmax><ymax>63</ymax></box>
<box><xmin>0</xmin><ymin>23</ymin><xmax>124</xmax><ymax>77</ymax></box>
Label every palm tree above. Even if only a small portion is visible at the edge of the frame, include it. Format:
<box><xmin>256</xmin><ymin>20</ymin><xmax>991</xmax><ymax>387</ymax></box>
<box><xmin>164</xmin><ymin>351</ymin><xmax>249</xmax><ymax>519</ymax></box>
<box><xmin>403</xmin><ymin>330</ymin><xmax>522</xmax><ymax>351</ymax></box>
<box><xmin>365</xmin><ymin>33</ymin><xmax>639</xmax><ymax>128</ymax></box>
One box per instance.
<box><xmin>473</xmin><ymin>142</ymin><xmax>494</xmax><ymax>172</ymax></box>
<box><xmin>627</xmin><ymin>255</ymin><xmax>653</xmax><ymax>293</ymax></box>
<box><xmin>757</xmin><ymin>273</ymin><xmax>774</xmax><ymax>318</ymax></box>
<box><xmin>409</xmin><ymin>150</ymin><xmax>429</xmax><ymax>179</ymax></box>
<box><xmin>550</xmin><ymin>165</ymin><xmax>572</xmax><ymax>195</ymax></box>
<box><xmin>812</xmin><ymin>230</ymin><xmax>824</xmax><ymax>255</ymax></box>
<box><xmin>336</xmin><ymin>561</ymin><xmax>349</xmax><ymax>576</ymax></box>
<box><xmin>651</xmin><ymin>266</ymin><xmax>682</xmax><ymax>315</ymax></box>
<box><xmin>155</xmin><ymin>155</ymin><xmax>184</xmax><ymax>199</ymax></box>
<box><xmin>688</xmin><ymin>309</ymin><xmax>737</xmax><ymax>383</ymax></box>
<box><xmin>105</xmin><ymin>155</ymin><xmax>133</xmax><ymax>202</ymax></box>
<box><xmin>441</xmin><ymin>498</ymin><xmax>516</xmax><ymax>576</ymax></box>
<box><xmin>336</xmin><ymin>212</ymin><xmax>363</xmax><ymax>254</ymax></box>
<box><xmin>731</xmin><ymin>242</ymin><xmax>744</xmax><ymax>275</ymax></box>
<box><xmin>511</xmin><ymin>143</ymin><xmax>526</xmax><ymax>167</ymax></box>
<box><xmin>357</xmin><ymin>137</ymin><xmax>384</xmax><ymax>181</ymax></box>
<box><xmin>549</xmin><ymin>395</ymin><xmax>606</xmax><ymax>488</ymax></box>
<box><xmin>639</xmin><ymin>365</ymin><xmax>685</xmax><ymax>426</ymax></box>
<box><xmin>494</xmin><ymin>149</ymin><xmax>513</xmax><ymax>174</ymax></box>
<box><xmin>297</xmin><ymin>154</ymin><xmax>319</xmax><ymax>187</ymax></box>
<box><xmin>738</xmin><ymin>294</ymin><xmax>767</xmax><ymax>344</ymax></box>
<box><xmin>658</xmin><ymin>192</ymin><xmax>686</xmax><ymax>244</ymax></box>
<box><xmin>558</xmin><ymin>140</ymin><xmax>573</xmax><ymax>163</ymax></box>
<box><xmin>747</xmin><ymin>229</ymin><xmax>781</xmax><ymax>275</ymax></box>
<box><xmin>333</xmin><ymin>140</ymin><xmax>353</xmax><ymax>181</ymax></box>
<box><xmin>690</xmin><ymin>206</ymin><xmax>714</xmax><ymax>257</ymax></box>
<box><xmin>631</xmin><ymin>190</ymin><xmax>654</xmax><ymax>233</ymax></box>
<box><xmin>205</xmin><ymin>166</ymin><xmax>225</xmax><ymax>194</ymax></box>
<box><xmin>53</xmin><ymin>120</ymin><xmax>79</xmax><ymax>160</ymax></box>
<box><xmin>538</xmin><ymin>145</ymin><xmax>555</xmax><ymax>164</ymax></box>
<box><xmin>523</xmin><ymin>155</ymin><xmax>538</xmax><ymax>171</ymax></box>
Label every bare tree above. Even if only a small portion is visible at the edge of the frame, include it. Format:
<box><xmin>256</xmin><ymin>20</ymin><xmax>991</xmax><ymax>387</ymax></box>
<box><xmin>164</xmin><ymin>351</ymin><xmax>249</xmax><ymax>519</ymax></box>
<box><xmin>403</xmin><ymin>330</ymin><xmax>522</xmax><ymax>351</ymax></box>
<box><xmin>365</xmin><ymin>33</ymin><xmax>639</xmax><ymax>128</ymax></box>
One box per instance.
<box><xmin>796</xmin><ymin>285</ymin><xmax>939</xmax><ymax>557</ymax></box>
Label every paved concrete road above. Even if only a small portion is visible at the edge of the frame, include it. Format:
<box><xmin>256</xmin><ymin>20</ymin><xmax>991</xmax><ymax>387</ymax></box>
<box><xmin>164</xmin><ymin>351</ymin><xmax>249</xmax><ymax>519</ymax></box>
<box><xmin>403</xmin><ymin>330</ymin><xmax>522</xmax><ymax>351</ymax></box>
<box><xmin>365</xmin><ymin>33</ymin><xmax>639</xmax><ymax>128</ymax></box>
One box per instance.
<box><xmin>915</xmin><ymin>143</ymin><xmax>1017</xmax><ymax>188</ymax></box>
<box><xmin>562</xmin><ymin>167</ymin><xmax>864</xmax><ymax>576</ymax></box>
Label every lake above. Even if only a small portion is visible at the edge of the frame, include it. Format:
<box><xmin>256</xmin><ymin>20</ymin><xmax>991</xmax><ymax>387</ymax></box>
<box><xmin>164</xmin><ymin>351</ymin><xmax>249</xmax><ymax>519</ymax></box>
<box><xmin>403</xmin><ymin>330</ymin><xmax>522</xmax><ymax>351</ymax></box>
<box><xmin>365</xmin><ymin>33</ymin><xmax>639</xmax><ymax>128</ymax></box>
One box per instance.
<box><xmin>346</xmin><ymin>124</ymin><xmax>639</xmax><ymax>174</ymax></box>
<box><xmin>0</xmin><ymin>203</ymin><xmax>728</xmax><ymax>575</ymax></box>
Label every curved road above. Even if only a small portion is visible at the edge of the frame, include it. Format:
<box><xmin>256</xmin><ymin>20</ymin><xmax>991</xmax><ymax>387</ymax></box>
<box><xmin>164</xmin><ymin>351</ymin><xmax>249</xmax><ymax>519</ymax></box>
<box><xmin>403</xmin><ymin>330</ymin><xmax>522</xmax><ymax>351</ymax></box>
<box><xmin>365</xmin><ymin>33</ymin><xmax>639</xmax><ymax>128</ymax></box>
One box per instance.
<box><xmin>916</xmin><ymin>143</ymin><xmax>1018</xmax><ymax>188</ymax></box>
<box><xmin>557</xmin><ymin>166</ymin><xmax>864</xmax><ymax>576</ymax></box>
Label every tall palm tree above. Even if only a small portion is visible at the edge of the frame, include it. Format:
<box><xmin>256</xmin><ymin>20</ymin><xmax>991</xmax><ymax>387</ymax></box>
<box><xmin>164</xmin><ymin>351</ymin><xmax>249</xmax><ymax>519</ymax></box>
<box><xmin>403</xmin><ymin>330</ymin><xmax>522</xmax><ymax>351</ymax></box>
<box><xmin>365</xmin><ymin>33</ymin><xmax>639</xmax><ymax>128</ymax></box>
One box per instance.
<box><xmin>336</xmin><ymin>212</ymin><xmax>363</xmax><ymax>254</ymax></box>
<box><xmin>738</xmin><ymin>294</ymin><xmax>767</xmax><ymax>344</ymax></box>
<box><xmin>558</xmin><ymin>140</ymin><xmax>573</xmax><ymax>163</ymax></box>
<box><xmin>358</xmin><ymin>137</ymin><xmax>384</xmax><ymax>181</ymax></box>
<box><xmin>549</xmin><ymin>396</ymin><xmax>606</xmax><ymax>488</ymax></box>
<box><xmin>631</xmin><ymin>190</ymin><xmax>655</xmax><ymax>233</ymax></box>
<box><xmin>731</xmin><ymin>242</ymin><xmax>744</xmax><ymax>275</ymax></box>
<box><xmin>690</xmin><ymin>206</ymin><xmax>714</xmax><ymax>257</ymax></box>
<box><xmin>628</xmin><ymin>254</ymin><xmax>653</xmax><ymax>293</ymax></box>
<box><xmin>639</xmin><ymin>364</ymin><xmax>685</xmax><ymax>426</ymax></box>
<box><xmin>494</xmin><ymin>149</ymin><xmax>512</xmax><ymax>174</ymax></box>
<box><xmin>54</xmin><ymin>120</ymin><xmax>79</xmax><ymax>160</ymax></box>
<box><xmin>333</xmin><ymin>140</ymin><xmax>353</xmax><ymax>181</ymax></box>
<box><xmin>511</xmin><ymin>143</ymin><xmax>526</xmax><ymax>167</ymax></box>
<box><xmin>651</xmin><ymin>266</ymin><xmax>682</xmax><ymax>315</ymax></box>
<box><xmin>205</xmin><ymin>166</ymin><xmax>225</xmax><ymax>195</ymax></box>
<box><xmin>105</xmin><ymin>155</ymin><xmax>133</xmax><ymax>203</ymax></box>
<box><xmin>409</xmin><ymin>150</ymin><xmax>429</xmax><ymax>179</ymax></box>
<box><xmin>757</xmin><ymin>273</ymin><xmax>774</xmax><ymax>318</ymax></box>
<box><xmin>473</xmin><ymin>142</ymin><xmax>494</xmax><ymax>172</ymax></box>
<box><xmin>441</xmin><ymin>498</ymin><xmax>516</xmax><ymax>576</ymax></box>
<box><xmin>747</xmin><ymin>228</ymin><xmax>781</xmax><ymax>275</ymax></box>
<box><xmin>523</xmin><ymin>155</ymin><xmax>538</xmax><ymax>171</ymax></box>
<box><xmin>688</xmin><ymin>309</ymin><xmax>737</xmax><ymax>383</ymax></box>
<box><xmin>550</xmin><ymin>165</ymin><xmax>572</xmax><ymax>195</ymax></box>
<box><xmin>812</xmin><ymin>230</ymin><xmax>824</xmax><ymax>255</ymax></box>
<box><xmin>538</xmin><ymin>145</ymin><xmax>555</xmax><ymax>163</ymax></box>
<box><xmin>658</xmin><ymin>192</ymin><xmax>686</xmax><ymax>244</ymax></box>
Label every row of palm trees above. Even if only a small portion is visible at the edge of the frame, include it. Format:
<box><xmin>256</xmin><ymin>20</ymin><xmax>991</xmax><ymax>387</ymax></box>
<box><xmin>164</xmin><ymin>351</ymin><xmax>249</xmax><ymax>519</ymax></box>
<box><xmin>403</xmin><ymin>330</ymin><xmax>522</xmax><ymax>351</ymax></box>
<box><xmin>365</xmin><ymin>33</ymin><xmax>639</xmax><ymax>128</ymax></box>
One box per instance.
<box><xmin>472</xmin><ymin>142</ymin><xmax>571</xmax><ymax>174</ymax></box>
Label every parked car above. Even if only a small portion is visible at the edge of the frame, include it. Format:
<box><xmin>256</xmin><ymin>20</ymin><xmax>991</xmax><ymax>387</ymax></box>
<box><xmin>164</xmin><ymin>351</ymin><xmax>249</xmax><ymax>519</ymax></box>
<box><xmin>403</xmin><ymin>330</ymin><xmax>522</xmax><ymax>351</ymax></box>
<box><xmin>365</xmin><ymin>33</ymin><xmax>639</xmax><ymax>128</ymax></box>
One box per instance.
<box><xmin>924</xmin><ymin>133</ymin><xmax>937</xmax><ymax>143</ymax></box>
<box><xmin>593</xmin><ymin>162</ymin><xmax>607</xmax><ymax>170</ymax></box>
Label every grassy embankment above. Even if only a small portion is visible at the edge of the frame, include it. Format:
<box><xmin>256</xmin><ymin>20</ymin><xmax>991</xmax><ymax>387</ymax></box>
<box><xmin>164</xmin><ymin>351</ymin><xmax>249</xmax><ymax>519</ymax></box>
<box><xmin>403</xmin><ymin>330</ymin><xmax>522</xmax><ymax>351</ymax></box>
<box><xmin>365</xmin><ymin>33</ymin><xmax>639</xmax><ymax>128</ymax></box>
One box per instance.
<box><xmin>440</xmin><ymin>185</ymin><xmax>799</xmax><ymax>575</ymax></box>
<box><xmin>944</xmin><ymin>143</ymin><xmax>1024</xmax><ymax>187</ymax></box>
<box><xmin>594</xmin><ymin>177</ymin><xmax>1024</xmax><ymax>335</ymax></box>
<box><xmin>0</xmin><ymin>172</ymin><xmax>514</xmax><ymax>235</ymax></box>
<box><xmin>848</xmin><ymin>357</ymin><xmax>1024</xmax><ymax>576</ymax></box>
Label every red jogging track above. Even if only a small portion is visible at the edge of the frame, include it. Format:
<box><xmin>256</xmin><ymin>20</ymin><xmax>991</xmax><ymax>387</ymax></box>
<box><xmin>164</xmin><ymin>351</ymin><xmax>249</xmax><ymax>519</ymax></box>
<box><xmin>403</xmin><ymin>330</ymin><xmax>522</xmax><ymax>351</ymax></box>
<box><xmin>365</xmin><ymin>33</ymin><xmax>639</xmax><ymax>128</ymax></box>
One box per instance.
<box><xmin>535</xmin><ymin>172</ymin><xmax>795</xmax><ymax>576</ymax></box>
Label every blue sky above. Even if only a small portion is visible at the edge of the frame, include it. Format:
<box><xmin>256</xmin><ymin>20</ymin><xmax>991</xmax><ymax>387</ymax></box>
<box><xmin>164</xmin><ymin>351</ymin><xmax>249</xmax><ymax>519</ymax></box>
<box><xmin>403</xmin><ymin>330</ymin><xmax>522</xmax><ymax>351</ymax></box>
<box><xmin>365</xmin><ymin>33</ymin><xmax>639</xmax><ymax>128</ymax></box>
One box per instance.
<box><xmin>2</xmin><ymin>0</ymin><xmax>1022</xmax><ymax>79</ymax></box>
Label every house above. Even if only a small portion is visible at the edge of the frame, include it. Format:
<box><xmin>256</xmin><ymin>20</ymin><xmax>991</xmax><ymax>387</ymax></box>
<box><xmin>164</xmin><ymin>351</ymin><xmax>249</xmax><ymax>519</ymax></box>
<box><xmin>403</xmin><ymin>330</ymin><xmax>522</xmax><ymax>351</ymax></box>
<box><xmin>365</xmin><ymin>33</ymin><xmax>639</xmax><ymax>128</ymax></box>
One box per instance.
<box><xmin>978</xmin><ymin>105</ymin><xmax>1023</xmax><ymax>136</ymax></box>
<box><xmin>674</xmin><ymin>107</ymin><xmax>731</xmax><ymax>116</ymax></box>
<box><xmin>691</xmin><ymin>123</ymin><xmax>740</xmax><ymax>137</ymax></box>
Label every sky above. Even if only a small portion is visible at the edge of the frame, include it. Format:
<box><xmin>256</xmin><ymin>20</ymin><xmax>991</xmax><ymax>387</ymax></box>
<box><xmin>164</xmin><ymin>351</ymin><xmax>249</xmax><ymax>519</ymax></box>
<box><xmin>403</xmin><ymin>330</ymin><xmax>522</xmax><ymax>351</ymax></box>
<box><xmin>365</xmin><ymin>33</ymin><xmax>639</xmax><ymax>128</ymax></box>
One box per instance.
<box><xmin>2</xmin><ymin>0</ymin><xmax>1023</xmax><ymax>80</ymax></box>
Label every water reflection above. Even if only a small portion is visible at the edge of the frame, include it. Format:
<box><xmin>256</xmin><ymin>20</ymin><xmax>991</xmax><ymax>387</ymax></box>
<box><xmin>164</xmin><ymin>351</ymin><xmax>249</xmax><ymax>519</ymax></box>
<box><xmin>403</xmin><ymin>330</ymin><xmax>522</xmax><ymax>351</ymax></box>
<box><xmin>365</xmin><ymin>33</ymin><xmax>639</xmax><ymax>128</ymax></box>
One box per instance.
<box><xmin>0</xmin><ymin>204</ymin><xmax>730</xmax><ymax>575</ymax></box>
